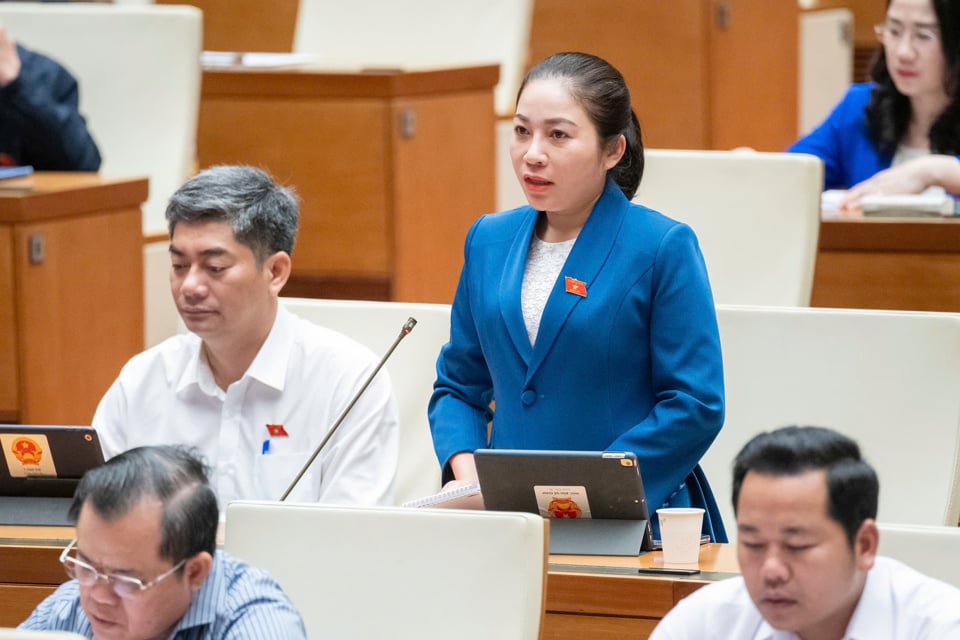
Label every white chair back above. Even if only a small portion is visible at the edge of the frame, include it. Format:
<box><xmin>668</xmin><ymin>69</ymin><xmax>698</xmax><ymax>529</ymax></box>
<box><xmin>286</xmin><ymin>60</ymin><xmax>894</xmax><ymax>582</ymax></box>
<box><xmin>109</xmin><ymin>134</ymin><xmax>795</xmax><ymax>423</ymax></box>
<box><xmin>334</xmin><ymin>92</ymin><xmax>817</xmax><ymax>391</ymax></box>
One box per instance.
<box><xmin>635</xmin><ymin>149</ymin><xmax>822</xmax><ymax>306</ymax></box>
<box><xmin>799</xmin><ymin>9</ymin><xmax>854</xmax><ymax>134</ymax></box>
<box><xmin>292</xmin><ymin>0</ymin><xmax>533</xmax><ymax>116</ymax></box>
<box><xmin>705</xmin><ymin>305</ymin><xmax>960</xmax><ymax>539</ymax></box>
<box><xmin>225</xmin><ymin>501</ymin><xmax>547</xmax><ymax>640</ymax></box>
<box><xmin>0</xmin><ymin>3</ymin><xmax>201</xmax><ymax>232</ymax></box>
<box><xmin>877</xmin><ymin>522</ymin><xmax>960</xmax><ymax>588</ymax></box>
<box><xmin>280</xmin><ymin>298</ymin><xmax>447</xmax><ymax>505</ymax></box>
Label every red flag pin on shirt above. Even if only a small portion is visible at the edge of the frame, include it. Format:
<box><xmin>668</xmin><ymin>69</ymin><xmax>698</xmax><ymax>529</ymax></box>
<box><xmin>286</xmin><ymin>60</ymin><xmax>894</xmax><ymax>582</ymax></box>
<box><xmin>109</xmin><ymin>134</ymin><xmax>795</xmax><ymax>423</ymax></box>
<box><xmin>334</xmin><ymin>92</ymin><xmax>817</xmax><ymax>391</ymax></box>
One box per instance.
<box><xmin>565</xmin><ymin>276</ymin><xmax>587</xmax><ymax>298</ymax></box>
<box><xmin>265</xmin><ymin>424</ymin><xmax>289</xmax><ymax>437</ymax></box>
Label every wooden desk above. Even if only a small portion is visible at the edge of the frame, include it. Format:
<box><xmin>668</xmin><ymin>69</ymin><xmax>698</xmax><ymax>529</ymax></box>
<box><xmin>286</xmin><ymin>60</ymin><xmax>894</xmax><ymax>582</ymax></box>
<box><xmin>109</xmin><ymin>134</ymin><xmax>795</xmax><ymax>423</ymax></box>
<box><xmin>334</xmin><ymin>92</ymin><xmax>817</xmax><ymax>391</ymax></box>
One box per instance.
<box><xmin>198</xmin><ymin>64</ymin><xmax>498</xmax><ymax>304</ymax></box>
<box><xmin>0</xmin><ymin>173</ymin><xmax>146</xmax><ymax>424</ymax></box>
<box><xmin>812</xmin><ymin>216</ymin><xmax>960</xmax><ymax>312</ymax></box>
<box><xmin>0</xmin><ymin>526</ymin><xmax>736</xmax><ymax>636</ymax></box>
<box><xmin>545</xmin><ymin>544</ymin><xmax>739</xmax><ymax>639</ymax></box>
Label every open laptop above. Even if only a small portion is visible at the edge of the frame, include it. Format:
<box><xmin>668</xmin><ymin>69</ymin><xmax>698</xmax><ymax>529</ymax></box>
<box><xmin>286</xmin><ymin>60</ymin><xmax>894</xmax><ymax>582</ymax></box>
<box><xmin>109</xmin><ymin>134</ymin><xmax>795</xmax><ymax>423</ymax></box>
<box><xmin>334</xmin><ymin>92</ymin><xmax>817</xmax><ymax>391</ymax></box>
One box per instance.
<box><xmin>0</xmin><ymin>425</ymin><xmax>105</xmax><ymax>526</ymax></box>
<box><xmin>475</xmin><ymin>449</ymin><xmax>654</xmax><ymax>555</ymax></box>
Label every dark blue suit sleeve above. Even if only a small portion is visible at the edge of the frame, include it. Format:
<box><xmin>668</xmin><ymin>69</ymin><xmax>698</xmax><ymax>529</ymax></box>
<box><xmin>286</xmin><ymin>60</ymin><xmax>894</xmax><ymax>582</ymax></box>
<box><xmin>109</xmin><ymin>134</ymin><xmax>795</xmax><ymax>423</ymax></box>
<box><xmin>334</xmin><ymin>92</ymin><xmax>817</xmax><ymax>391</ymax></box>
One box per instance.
<box><xmin>0</xmin><ymin>45</ymin><xmax>100</xmax><ymax>171</ymax></box>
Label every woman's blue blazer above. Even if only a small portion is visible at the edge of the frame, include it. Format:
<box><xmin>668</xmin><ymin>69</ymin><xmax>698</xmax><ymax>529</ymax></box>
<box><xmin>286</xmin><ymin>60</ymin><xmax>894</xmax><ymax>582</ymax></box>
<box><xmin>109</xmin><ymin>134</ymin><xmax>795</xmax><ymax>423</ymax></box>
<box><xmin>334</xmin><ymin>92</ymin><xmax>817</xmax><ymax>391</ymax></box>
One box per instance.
<box><xmin>429</xmin><ymin>180</ymin><xmax>728</xmax><ymax>540</ymax></box>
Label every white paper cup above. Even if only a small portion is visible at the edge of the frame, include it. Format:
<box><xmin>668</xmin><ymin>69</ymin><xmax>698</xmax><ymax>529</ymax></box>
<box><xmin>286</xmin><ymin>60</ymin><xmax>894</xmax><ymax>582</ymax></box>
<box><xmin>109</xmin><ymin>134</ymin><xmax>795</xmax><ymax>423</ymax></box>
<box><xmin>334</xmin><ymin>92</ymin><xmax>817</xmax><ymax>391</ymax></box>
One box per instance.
<box><xmin>656</xmin><ymin>507</ymin><xmax>705</xmax><ymax>564</ymax></box>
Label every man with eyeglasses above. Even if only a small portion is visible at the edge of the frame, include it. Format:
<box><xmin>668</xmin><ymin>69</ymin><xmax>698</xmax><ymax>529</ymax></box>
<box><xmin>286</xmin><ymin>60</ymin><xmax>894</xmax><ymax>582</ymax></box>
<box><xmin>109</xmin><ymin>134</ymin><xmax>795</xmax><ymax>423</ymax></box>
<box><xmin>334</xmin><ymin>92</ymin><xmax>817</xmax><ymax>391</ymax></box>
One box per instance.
<box><xmin>18</xmin><ymin>445</ymin><xmax>306</xmax><ymax>639</ymax></box>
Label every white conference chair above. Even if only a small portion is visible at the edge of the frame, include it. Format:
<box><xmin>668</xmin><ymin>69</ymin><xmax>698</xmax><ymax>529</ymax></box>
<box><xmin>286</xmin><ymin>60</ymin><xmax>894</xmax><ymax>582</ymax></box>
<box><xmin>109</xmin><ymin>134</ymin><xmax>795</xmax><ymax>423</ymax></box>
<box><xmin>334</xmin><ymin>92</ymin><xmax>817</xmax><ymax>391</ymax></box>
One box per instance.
<box><xmin>635</xmin><ymin>150</ymin><xmax>823</xmax><ymax>306</ymax></box>
<box><xmin>877</xmin><ymin>522</ymin><xmax>960</xmax><ymax>588</ymax></box>
<box><xmin>225</xmin><ymin>501</ymin><xmax>547</xmax><ymax>640</ymax></box>
<box><xmin>280</xmin><ymin>298</ymin><xmax>448</xmax><ymax>505</ymax></box>
<box><xmin>292</xmin><ymin>0</ymin><xmax>532</xmax><ymax>117</ymax></box>
<box><xmin>704</xmin><ymin>305</ymin><xmax>960</xmax><ymax>540</ymax></box>
<box><xmin>799</xmin><ymin>9</ymin><xmax>854</xmax><ymax>135</ymax></box>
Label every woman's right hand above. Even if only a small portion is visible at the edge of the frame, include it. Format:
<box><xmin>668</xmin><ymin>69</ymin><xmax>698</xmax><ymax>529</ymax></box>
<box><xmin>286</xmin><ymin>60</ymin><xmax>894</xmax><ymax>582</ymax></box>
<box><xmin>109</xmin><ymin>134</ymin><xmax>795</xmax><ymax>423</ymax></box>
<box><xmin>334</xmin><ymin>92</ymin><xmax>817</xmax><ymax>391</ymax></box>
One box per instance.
<box><xmin>448</xmin><ymin>452</ymin><xmax>479</xmax><ymax>483</ymax></box>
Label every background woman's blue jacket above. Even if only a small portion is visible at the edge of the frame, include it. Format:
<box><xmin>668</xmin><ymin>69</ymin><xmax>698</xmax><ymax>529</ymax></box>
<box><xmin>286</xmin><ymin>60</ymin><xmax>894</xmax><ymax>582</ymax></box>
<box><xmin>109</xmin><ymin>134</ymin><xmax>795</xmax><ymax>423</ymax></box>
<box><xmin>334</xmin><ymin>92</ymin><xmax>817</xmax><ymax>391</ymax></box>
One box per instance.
<box><xmin>789</xmin><ymin>82</ymin><xmax>960</xmax><ymax>190</ymax></box>
<box><xmin>429</xmin><ymin>180</ymin><xmax>727</xmax><ymax>540</ymax></box>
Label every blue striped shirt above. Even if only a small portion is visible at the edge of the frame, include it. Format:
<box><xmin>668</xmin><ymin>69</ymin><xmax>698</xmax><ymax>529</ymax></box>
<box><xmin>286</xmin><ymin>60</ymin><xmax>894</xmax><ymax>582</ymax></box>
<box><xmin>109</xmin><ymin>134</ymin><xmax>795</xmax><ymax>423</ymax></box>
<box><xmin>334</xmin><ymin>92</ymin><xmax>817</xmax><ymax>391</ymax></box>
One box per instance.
<box><xmin>19</xmin><ymin>550</ymin><xmax>306</xmax><ymax>639</ymax></box>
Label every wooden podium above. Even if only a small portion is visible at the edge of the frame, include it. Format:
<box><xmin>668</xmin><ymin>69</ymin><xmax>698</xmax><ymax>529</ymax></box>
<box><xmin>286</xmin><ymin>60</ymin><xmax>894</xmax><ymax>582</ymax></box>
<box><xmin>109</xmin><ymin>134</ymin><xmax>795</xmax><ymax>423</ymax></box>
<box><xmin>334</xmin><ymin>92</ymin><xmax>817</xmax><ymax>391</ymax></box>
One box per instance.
<box><xmin>0</xmin><ymin>173</ymin><xmax>147</xmax><ymax>424</ymax></box>
<box><xmin>198</xmin><ymin>63</ymin><xmax>498</xmax><ymax>304</ymax></box>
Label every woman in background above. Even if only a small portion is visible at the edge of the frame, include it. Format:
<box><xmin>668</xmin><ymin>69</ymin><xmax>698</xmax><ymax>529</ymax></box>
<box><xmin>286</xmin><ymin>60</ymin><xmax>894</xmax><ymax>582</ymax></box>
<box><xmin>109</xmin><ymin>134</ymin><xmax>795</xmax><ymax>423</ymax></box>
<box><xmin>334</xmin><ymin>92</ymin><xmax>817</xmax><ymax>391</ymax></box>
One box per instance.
<box><xmin>790</xmin><ymin>0</ymin><xmax>960</xmax><ymax>209</ymax></box>
<box><xmin>428</xmin><ymin>52</ymin><xmax>726</xmax><ymax>541</ymax></box>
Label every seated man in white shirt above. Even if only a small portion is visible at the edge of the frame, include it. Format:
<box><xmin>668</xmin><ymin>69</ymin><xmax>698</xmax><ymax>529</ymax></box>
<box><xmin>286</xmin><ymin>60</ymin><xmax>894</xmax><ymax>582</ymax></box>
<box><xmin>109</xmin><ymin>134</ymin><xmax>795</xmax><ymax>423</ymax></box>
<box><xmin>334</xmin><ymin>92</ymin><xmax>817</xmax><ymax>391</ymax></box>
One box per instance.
<box><xmin>651</xmin><ymin>425</ymin><xmax>960</xmax><ymax>640</ymax></box>
<box><xmin>94</xmin><ymin>165</ymin><xmax>399</xmax><ymax>508</ymax></box>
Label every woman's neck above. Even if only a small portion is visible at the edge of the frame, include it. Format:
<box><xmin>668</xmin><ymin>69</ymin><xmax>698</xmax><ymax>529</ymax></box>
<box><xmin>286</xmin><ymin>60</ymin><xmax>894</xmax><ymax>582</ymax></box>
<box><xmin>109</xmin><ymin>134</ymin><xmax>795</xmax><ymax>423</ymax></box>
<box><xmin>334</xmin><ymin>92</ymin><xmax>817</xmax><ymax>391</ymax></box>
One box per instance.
<box><xmin>908</xmin><ymin>93</ymin><xmax>951</xmax><ymax>148</ymax></box>
<box><xmin>538</xmin><ymin>213</ymin><xmax>583</xmax><ymax>243</ymax></box>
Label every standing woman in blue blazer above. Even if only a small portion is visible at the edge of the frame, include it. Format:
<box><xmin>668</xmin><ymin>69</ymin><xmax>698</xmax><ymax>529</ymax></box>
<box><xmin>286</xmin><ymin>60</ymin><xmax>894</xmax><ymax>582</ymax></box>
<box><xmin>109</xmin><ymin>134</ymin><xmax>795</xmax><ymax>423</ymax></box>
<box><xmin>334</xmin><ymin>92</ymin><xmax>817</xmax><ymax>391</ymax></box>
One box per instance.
<box><xmin>789</xmin><ymin>0</ymin><xmax>960</xmax><ymax>210</ymax></box>
<box><xmin>428</xmin><ymin>52</ymin><xmax>727</xmax><ymax>541</ymax></box>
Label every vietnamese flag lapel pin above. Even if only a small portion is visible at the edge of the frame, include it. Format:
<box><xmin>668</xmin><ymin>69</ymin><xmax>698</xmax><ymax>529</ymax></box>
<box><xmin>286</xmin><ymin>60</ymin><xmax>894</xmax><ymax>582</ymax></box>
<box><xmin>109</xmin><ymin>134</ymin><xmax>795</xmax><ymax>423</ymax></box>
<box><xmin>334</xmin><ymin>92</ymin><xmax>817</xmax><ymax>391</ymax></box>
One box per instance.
<box><xmin>565</xmin><ymin>276</ymin><xmax>587</xmax><ymax>297</ymax></box>
<box><xmin>265</xmin><ymin>424</ymin><xmax>289</xmax><ymax>437</ymax></box>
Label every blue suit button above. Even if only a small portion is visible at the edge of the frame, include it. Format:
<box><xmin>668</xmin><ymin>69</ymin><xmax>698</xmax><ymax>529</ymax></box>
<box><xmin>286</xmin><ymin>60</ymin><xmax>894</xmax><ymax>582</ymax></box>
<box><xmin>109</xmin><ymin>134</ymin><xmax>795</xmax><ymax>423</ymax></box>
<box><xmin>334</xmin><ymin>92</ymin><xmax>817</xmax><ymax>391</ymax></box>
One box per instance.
<box><xmin>521</xmin><ymin>389</ymin><xmax>536</xmax><ymax>406</ymax></box>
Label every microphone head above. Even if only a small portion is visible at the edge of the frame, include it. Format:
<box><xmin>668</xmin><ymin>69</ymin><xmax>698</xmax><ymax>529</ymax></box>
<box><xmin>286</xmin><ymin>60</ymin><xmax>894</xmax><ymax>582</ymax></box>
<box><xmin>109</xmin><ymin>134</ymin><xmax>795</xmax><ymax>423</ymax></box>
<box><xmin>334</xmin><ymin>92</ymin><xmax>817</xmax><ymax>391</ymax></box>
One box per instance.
<box><xmin>402</xmin><ymin>317</ymin><xmax>418</xmax><ymax>334</ymax></box>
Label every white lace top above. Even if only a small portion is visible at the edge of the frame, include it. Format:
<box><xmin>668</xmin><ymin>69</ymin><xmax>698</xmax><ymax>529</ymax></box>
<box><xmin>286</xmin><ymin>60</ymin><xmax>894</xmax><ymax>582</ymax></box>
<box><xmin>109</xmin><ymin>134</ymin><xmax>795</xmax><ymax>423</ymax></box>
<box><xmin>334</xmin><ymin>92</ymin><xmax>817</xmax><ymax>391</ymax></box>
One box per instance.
<box><xmin>520</xmin><ymin>234</ymin><xmax>576</xmax><ymax>345</ymax></box>
<box><xmin>892</xmin><ymin>145</ymin><xmax>929</xmax><ymax>167</ymax></box>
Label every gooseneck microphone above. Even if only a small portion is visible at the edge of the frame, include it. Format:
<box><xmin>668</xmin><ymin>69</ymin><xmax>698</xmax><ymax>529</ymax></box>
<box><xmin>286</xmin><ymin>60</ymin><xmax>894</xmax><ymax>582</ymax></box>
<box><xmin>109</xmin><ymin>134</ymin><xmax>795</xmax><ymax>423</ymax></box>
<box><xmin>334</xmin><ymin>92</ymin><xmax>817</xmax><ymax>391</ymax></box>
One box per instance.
<box><xmin>280</xmin><ymin>317</ymin><xmax>418</xmax><ymax>501</ymax></box>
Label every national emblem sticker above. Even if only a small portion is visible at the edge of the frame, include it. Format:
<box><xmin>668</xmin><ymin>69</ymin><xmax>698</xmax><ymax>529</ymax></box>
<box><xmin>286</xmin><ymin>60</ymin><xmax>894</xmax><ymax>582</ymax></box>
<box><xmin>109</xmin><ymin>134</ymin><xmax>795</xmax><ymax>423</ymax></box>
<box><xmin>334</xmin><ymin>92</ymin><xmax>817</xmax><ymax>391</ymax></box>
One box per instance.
<box><xmin>534</xmin><ymin>485</ymin><xmax>592</xmax><ymax>519</ymax></box>
<box><xmin>0</xmin><ymin>433</ymin><xmax>58</xmax><ymax>478</ymax></box>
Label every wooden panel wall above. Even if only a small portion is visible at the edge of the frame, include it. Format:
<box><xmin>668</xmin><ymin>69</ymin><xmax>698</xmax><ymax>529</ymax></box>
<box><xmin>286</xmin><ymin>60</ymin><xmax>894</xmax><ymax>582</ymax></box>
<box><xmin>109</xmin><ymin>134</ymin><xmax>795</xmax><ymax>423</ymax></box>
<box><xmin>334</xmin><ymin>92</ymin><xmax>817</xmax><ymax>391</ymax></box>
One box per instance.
<box><xmin>164</xmin><ymin>0</ymin><xmax>800</xmax><ymax>150</ymax></box>
<box><xmin>708</xmin><ymin>1</ymin><xmax>800</xmax><ymax>150</ymax></box>
<box><xmin>155</xmin><ymin>0</ymin><xmax>298</xmax><ymax>52</ymax></box>
<box><xmin>198</xmin><ymin>95</ymin><xmax>393</xmax><ymax>277</ymax></box>
<box><xmin>0</xmin><ymin>228</ymin><xmax>17</xmax><ymax>419</ymax></box>
<box><xmin>529</xmin><ymin>0</ymin><xmax>711</xmax><ymax>149</ymax></box>
<box><xmin>14</xmin><ymin>208</ymin><xmax>144</xmax><ymax>423</ymax></box>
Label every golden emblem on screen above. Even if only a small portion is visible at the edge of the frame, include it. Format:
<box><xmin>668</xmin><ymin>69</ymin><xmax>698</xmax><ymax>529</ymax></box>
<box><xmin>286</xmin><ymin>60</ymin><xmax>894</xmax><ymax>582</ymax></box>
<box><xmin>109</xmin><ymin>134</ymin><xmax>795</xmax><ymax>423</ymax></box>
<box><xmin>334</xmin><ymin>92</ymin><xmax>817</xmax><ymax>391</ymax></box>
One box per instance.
<box><xmin>11</xmin><ymin>436</ymin><xmax>43</xmax><ymax>465</ymax></box>
<box><xmin>547</xmin><ymin>497</ymin><xmax>582</xmax><ymax>519</ymax></box>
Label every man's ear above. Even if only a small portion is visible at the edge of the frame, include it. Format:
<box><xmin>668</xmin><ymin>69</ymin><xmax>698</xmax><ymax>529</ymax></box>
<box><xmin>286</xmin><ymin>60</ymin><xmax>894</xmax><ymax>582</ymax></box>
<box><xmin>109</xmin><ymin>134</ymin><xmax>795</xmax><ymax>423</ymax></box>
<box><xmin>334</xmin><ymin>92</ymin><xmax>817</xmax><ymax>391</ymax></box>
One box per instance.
<box><xmin>854</xmin><ymin>518</ymin><xmax>879</xmax><ymax>572</ymax></box>
<box><xmin>184</xmin><ymin>551</ymin><xmax>213</xmax><ymax>591</ymax></box>
<box><xmin>264</xmin><ymin>251</ymin><xmax>292</xmax><ymax>296</ymax></box>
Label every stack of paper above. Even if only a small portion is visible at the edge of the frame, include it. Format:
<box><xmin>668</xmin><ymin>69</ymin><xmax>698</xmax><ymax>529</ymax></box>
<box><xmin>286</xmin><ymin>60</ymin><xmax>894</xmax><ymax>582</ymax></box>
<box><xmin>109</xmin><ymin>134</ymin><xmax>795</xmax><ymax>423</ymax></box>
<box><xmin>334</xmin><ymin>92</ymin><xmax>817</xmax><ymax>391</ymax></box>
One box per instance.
<box><xmin>822</xmin><ymin>187</ymin><xmax>958</xmax><ymax>218</ymax></box>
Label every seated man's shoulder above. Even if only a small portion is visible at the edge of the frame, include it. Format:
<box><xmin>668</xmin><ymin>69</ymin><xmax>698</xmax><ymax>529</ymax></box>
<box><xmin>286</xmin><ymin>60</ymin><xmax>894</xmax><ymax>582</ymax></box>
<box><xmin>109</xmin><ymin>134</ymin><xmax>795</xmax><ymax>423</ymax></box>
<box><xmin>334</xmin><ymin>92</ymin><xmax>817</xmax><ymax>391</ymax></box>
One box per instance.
<box><xmin>209</xmin><ymin>552</ymin><xmax>305</xmax><ymax>637</ymax></box>
<box><xmin>652</xmin><ymin>576</ymin><xmax>764</xmax><ymax>639</ymax></box>
<box><xmin>218</xmin><ymin>551</ymin><xmax>285</xmax><ymax>594</ymax></box>
<box><xmin>117</xmin><ymin>332</ymin><xmax>201</xmax><ymax>380</ymax></box>
<box><xmin>874</xmin><ymin>557</ymin><xmax>960</xmax><ymax>624</ymax></box>
<box><xmin>13</xmin><ymin>44</ymin><xmax>71</xmax><ymax>85</ymax></box>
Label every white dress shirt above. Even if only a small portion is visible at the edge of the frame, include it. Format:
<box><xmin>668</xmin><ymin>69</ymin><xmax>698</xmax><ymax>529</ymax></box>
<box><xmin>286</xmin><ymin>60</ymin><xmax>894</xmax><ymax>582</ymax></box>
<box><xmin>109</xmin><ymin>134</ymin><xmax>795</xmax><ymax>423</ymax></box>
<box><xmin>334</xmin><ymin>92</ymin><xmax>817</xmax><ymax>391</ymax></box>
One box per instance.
<box><xmin>93</xmin><ymin>306</ymin><xmax>399</xmax><ymax>509</ymax></box>
<box><xmin>650</xmin><ymin>557</ymin><xmax>960</xmax><ymax>639</ymax></box>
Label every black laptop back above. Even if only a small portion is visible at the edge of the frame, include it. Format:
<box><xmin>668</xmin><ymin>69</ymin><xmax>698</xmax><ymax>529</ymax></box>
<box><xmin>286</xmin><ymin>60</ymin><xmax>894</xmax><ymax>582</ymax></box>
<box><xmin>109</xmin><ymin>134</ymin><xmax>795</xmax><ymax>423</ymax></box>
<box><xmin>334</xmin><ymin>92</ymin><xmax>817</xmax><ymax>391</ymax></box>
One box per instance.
<box><xmin>475</xmin><ymin>449</ymin><xmax>650</xmax><ymax>519</ymax></box>
<box><xmin>0</xmin><ymin>425</ymin><xmax>104</xmax><ymax>525</ymax></box>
